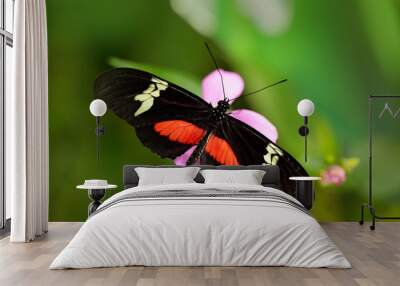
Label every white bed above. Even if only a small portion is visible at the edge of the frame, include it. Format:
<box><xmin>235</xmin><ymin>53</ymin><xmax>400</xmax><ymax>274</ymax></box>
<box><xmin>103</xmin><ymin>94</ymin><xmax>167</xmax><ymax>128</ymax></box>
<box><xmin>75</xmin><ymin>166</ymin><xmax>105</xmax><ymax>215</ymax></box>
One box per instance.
<box><xmin>50</xmin><ymin>182</ymin><xmax>350</xmax><ymax>269</ymax></box>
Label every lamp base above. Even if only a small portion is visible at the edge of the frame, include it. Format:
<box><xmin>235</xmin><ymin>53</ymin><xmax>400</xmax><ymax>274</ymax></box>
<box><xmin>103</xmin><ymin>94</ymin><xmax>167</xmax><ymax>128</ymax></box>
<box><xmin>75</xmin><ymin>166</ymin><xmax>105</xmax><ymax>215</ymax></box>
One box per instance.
<box><xmin>298</xmin><ymin>125</ymin><xmax>309</xmax><ymax>136</ymax></box>
<box><xmin>88</xmin><ymin>189</ymin><xmax>106</xmax><ymax>216</ymax></box>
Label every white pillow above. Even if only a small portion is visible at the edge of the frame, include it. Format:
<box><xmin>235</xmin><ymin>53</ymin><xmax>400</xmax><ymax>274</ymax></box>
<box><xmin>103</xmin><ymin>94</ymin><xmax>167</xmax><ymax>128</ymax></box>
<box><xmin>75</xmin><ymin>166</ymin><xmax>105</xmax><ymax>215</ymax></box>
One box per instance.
<box><xmin>200</xmin><ymin>169</ymin><xmax>266</xmax><ymax>185</ymax></box>
<box><xmin>135</xmin><ymin>167</ymin><xmax>200</xmax><ymax>186</ymax></box>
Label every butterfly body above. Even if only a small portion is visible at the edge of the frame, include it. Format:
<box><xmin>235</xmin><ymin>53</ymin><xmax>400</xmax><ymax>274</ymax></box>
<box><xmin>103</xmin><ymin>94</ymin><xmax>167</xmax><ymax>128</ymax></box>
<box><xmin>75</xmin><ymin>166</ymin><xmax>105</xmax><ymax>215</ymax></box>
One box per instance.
<box><xmin>188</xmin><ymin>99</ymin><xmax>235</xmax><ymax>164</ymax></box>
<box><xmin>210</xmin><ymin>100</ymin><xmax>231</xmax><ymax>121</ymax></box>
<box><xmin>187</xmin><ymin>129</ymin><xmax>213</xmax><ymax>165</ymax></box>
<box><xmin>94</xmin><ymin>67</ymin><xmax>308</xmax><ymax>194</ymax></box>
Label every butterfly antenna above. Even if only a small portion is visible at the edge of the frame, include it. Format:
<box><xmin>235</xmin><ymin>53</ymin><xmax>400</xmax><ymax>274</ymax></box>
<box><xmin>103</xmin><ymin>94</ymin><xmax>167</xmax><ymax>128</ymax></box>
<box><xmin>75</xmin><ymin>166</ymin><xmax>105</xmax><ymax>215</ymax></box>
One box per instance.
<box><xmin>204</xmin><ymin>42</ymin><xmax>227</xmax><ymax>100</ymax></box>
<box><xmin>230</xmin><ymin>79</ymin><xmax>287</xmax><ymax>102</ymax></box>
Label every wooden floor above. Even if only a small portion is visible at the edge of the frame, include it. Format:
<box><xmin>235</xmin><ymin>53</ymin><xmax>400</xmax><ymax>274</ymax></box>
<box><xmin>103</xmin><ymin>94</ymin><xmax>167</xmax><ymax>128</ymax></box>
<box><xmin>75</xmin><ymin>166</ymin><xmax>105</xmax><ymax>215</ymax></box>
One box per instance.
<box><xmin>0</xmin><ymin>222</ymin><xmax>399</xmax><ymax>286</ymax></box>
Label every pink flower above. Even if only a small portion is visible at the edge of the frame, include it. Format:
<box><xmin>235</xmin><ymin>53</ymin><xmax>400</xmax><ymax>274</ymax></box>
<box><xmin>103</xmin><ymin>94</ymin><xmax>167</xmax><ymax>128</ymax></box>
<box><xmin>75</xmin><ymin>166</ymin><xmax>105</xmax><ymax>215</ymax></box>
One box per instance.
<box><xmin>321</xmin><ymin>165</ymin><xmax>346</xmax><ymax>186</ymax></box>
<box><xmin>175</xmin><ymin>69</ymin><xmax>278</xmax><ymax>165</ymax></box>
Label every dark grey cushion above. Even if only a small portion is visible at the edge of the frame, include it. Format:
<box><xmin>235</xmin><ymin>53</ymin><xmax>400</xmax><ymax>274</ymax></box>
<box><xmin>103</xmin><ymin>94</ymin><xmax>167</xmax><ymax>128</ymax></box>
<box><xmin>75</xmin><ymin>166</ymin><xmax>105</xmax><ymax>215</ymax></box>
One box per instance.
<box><xmin>123</xmin><ymin>165</ymin><xmax>281</xmax><ymax>190</ymax></box>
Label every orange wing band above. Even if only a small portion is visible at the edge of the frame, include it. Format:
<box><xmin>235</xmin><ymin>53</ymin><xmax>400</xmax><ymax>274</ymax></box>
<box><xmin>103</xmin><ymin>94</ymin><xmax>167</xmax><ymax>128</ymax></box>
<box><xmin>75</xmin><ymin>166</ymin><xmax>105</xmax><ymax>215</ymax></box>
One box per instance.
<box><xmin>206</xmin><ymin>135</ymin><xmax>239</xmax><ymax>165</ymax></box>
<box><xmin>154</xmin><ymin>120</ymin><xmax>238</xmax><ymax>165</ymax></box>
<box><xmin>154</xmin><ymin>120</ymin><xmax>204</xmax><ymax>145</ymax></box>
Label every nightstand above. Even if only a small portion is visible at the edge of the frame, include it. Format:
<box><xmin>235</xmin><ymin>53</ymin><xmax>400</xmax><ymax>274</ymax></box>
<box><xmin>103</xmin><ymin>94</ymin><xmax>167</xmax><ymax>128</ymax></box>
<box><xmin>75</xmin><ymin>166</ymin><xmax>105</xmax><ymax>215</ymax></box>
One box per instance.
<box><xmin>289</xmin><ymin>176</ymin><xmax>320</xmax><ymax>210</ymax></box>
<box><xmin>77</xmin><ymin>180</ymin><xmax>117</xmax><ymax>216</ymax></box>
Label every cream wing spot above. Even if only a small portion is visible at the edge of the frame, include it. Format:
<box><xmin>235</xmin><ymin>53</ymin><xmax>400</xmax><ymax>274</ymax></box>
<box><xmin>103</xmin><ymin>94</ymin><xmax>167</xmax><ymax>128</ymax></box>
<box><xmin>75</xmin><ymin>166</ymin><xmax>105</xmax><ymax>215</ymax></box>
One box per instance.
<box><xmin>134</xmin><ymin>93</ymin><xmax>152</xmax><ymax>101</ymax></box>
<box><xmin>264</xmin><ymin>143</ymin><xmax>283</xmax><ymax>165</ymax></box>
<box><xmin>142</xmin><ymin>84</ymin><xmax>156</xmax><ymax>94</ymax></box>
<box><xmin>134</xmin><ymin>97</ymin><xmax>154</xmax><ymax>117</ymax></box>
<box><xmin>151</xmin><ymin>90</ymin><xmax>161</xmax><ymax>97</ymax></box>
<box><xmin>264</xmin><ymin>153</ymin><xmax>272</xmax><ymax>164</ymax></box>
<box><xmin>272</xmin><ymin>144</ymin><xmax>283</xmax><ymax>156</ymax></box>
<box><xmin>156</xmin><ymin>84</ymin><xmax>167</xmax><ymax>91</ymax></box>
<box><xmin>152</xmin><ymin>78</ymin><xmax>168</xmax><ymax>90</ymax></box>
<box><xmin>133</xmin><ymin>77</ymin><xmax>169</xmax><ymax>117</ymax></box>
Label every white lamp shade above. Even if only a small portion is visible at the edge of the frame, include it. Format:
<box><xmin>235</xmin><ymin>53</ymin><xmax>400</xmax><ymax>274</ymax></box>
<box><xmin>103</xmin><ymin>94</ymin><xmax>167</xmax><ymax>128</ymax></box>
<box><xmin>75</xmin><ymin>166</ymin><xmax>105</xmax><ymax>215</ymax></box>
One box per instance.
<box><xmin>297</xmin><ymin>99</ymin><xmax>315</xmax><ymax>117</ymax></box>
<box><xmin>89</xmin><ymin>99</ymin><xmax>107</xmax><ymax>117</ymax></box>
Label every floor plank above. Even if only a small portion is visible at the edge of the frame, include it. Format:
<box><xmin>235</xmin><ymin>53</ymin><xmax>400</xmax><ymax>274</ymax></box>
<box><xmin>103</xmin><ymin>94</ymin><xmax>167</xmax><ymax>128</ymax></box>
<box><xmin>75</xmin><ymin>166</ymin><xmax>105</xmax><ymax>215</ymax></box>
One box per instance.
<box><xmin>0</xmin><ymin>222</ymin><xmax>399</xmax><ymax>286</ymax></box>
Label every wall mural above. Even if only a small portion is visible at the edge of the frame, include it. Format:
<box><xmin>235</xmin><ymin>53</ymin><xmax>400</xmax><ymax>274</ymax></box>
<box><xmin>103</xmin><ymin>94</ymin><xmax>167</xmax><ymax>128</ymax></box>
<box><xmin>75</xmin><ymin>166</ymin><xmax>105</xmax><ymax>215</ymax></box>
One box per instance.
<box><xmin>47</xmin><ymin>0</ymin><xmax>400</xmax><ymax>221</ymax></box>
<box><xmin>94</xmin><ymin>66</ymin><xmax>307</xmax><ymax>192</ymax></box>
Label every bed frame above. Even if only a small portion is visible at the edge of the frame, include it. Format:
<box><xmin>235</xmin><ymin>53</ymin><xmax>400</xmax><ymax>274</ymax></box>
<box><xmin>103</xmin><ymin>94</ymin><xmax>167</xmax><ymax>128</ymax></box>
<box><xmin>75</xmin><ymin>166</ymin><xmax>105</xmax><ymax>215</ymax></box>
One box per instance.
<box><xmin>123</xmin><ymin>165</ymin><xmax>314</xmax><ymax>209</ymax></box>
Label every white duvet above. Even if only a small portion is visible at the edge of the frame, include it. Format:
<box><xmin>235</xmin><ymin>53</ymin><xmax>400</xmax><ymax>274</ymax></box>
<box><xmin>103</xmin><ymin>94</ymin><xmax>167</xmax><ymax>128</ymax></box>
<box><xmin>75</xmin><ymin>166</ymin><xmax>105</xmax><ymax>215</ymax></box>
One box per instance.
<box><xmin>50</xmin><ymin>183</ymin><xmax>350</xmax><ymax>269</ymax></box>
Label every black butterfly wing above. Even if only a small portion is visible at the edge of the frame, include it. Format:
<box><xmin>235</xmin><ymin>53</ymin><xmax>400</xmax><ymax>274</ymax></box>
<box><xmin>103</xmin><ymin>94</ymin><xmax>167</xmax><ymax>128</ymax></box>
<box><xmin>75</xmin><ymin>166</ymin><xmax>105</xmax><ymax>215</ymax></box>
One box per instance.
<box><xmin>94</xmin><ymin>68</ymin><xmax>212</xmax><ymax>158</ymax></box>
<box><xmin>200</xmin><ymin>116</ymin><xmax>308</xmax><ymax>193</ymax></box>
<box><xmin>94</xmin><ymin>68</ymin><xmax>211</xmax><ymax>126</ymax></box>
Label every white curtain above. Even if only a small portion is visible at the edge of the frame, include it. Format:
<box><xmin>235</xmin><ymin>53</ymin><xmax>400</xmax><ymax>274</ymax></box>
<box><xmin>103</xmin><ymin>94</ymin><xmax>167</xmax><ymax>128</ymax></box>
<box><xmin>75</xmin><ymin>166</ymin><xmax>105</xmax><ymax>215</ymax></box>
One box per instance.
<box><xmin>7</xmin><ymin>0</ymin><xmax>49</xmax><ymax>242</ymax></box>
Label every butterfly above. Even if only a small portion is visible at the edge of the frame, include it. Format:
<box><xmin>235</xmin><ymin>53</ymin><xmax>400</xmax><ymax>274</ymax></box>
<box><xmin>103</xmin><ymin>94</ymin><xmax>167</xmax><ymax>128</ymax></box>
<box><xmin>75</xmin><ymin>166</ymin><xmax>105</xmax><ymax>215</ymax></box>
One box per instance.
<box><xmin>93</xmin><ymin>67</ymin><xmax>308</xmax><ymax>194</ymax></box>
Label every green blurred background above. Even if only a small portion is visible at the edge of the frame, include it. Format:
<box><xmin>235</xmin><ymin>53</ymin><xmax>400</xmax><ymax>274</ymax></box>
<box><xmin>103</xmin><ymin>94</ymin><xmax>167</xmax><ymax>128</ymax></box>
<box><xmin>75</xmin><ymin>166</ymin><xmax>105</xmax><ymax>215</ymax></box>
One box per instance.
<box><xmin>47</xmin><ymin>0</ymin><xmax>400</xmax><ymax>221</ymax></box>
